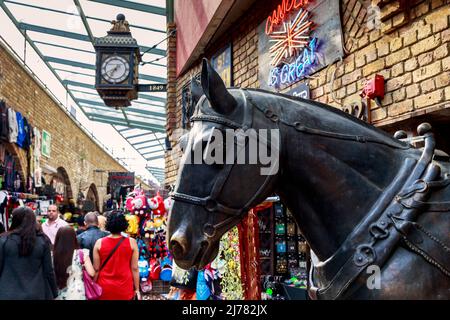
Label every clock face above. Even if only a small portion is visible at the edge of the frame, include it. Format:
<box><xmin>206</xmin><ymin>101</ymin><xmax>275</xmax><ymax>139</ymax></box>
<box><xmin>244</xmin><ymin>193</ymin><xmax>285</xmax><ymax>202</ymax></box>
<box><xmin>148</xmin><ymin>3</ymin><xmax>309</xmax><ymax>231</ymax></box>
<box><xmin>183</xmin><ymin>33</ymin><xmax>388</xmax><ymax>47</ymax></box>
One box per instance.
<box><xmin>101</xmin><ymin>55</ymin><xmax>130</xmax><ymax>84</ymax></box>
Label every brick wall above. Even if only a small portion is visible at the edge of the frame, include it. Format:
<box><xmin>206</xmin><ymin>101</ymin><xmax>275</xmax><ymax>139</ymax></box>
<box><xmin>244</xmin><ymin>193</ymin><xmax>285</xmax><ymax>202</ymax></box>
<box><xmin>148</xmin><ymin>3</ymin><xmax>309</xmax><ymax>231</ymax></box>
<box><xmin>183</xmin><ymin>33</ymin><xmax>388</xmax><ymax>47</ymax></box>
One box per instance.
<box><xmin>0</xmin><ymin>43</ymin><xmax>129</xmax><ymax>209</ymax></box>
<box><xmin>306</xmin><ymin>0</ymin><xmax>450</xmax><ymax>129</ymax></box>
<box><xmin>165</xmin><ymin>0</ymin><xmax>450</xmax><ymax>186</ymax></box>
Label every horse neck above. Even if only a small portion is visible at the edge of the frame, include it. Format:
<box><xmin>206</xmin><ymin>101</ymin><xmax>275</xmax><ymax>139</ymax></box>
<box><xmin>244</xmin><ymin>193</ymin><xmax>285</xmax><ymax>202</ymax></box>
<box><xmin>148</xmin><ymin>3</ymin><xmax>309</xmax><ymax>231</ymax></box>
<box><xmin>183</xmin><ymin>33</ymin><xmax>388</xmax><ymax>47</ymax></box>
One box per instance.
<box><xmin>265</xmin><ymin>95</ymin><xmax>414</xmax><ymax>261</ymax></box>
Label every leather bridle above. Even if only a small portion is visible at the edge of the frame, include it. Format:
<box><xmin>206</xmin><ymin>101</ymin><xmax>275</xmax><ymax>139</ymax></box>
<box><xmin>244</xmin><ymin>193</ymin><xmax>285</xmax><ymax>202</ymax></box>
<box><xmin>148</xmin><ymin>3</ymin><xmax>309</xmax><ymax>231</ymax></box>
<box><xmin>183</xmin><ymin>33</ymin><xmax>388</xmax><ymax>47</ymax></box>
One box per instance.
<box><xmin>171</xmin><ymin>89</ymin><xmax>279</xmax><ymax>239</ymax></box>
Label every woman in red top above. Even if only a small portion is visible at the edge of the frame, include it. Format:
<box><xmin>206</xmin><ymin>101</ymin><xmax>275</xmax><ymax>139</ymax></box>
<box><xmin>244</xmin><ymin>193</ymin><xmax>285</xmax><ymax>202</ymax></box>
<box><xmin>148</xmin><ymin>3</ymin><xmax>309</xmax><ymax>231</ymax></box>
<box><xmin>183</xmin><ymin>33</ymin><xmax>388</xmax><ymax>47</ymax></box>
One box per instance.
<box><xmin>93</xmin><ymin>212</ymin><xmax>141</xmax><ymax>300</ymax></box>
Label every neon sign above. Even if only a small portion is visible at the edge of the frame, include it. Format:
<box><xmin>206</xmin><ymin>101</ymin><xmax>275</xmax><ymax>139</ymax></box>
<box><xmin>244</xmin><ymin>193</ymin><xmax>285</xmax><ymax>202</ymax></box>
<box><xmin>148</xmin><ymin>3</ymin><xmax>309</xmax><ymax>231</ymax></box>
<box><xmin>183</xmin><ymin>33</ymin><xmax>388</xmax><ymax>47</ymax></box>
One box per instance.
<box><xmin>264</xmin><ymin>0</ymin><xmax>318</xmax><ymax>88</ymax></box>
<box><xmin>269</xmin><ymin>8</ymin><xmax>313</xmax><ymax>66</ymax></box>
<box><xmin>269</xmin><ymin>37</ymin><xmax>318</xmax><ymax>87</ymax></box>
<box><xmin>265</xmin><ymin>0</ymin><xmax>310</xmax><ymax>34</ymax></box>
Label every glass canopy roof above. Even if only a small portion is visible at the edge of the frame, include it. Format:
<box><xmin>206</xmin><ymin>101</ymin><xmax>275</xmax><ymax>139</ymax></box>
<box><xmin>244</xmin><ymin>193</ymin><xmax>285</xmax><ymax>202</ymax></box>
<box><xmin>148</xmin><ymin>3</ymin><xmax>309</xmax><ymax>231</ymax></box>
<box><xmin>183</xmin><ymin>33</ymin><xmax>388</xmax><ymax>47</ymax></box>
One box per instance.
<box><xmin>0</xmin><ymin>0</ymin><xmax>168</xmax><ymax>184</ymax></box>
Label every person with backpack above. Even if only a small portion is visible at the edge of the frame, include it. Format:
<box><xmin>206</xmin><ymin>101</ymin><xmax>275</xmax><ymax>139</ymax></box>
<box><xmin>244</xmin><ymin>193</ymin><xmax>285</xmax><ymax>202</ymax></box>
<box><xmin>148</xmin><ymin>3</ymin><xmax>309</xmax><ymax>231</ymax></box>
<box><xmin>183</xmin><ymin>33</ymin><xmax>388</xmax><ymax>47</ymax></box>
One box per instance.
<box><xmin>93</xmin><ymin>212</ymin><xmax>141</xmax><ymax>300</ymax></box>
<box><xmin>53</xmin><ymin>226</ymin><xmax>96</xmax><ymax>300</ymax></box>
<box><xmin>0</xmin><ymin>207</ymin><xmax>58</xmax><ymax>300</ymax></box>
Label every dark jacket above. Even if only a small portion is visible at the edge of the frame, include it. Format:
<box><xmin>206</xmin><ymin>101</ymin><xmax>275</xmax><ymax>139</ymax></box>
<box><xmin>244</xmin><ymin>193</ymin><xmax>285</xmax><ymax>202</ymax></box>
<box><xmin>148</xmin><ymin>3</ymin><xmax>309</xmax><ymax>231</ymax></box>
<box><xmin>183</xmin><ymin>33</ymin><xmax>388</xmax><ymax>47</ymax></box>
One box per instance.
<box><xmin>0</xmin><ymin>234</ymin><xmax>58</xmax><ymax>300</ymax></box>
<box><xmin>77</xmin><ymin>226</ymin><xmax>109</xmax><ymax>261</ymax></box>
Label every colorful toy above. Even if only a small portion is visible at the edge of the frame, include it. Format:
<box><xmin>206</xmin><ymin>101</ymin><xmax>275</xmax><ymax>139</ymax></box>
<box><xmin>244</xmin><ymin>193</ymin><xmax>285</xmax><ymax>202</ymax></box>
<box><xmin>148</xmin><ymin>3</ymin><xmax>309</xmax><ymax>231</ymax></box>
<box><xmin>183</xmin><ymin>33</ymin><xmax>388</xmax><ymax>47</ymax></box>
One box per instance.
<box><xmin>148</xmin><ymin>192</ymin><xmax>166</xmax><ymax>216</ymax></box>
<box><xmin>138</xmin><ymin>256</ymin><xmax>149</xmax><ymax>280</ymax></box>
<box><xmin>125</xmin><ymin>185</ymin><xmax>149</xmax><ymax>214</ymax></box>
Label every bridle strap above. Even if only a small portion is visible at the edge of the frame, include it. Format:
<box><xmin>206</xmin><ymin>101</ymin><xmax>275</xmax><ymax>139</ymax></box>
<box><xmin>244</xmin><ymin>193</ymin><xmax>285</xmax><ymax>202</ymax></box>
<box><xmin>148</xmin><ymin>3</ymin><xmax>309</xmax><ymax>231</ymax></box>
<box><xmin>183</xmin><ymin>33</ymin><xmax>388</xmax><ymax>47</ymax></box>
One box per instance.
<box><xmin>170</xmin><ymin>192</ymin><xmax>245</xmax><ymax>217</ymax></box>
<box><xmin>171</xmin><ymin>89</ymin><xmax>277</xmax><ymax>234</ymax></box>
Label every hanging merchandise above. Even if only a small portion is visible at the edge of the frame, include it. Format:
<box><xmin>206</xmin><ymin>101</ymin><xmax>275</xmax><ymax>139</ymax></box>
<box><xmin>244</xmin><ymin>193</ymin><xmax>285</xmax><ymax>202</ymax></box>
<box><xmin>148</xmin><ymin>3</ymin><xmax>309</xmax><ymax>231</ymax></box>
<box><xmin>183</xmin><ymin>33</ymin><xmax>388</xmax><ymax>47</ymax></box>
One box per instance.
<box><xmin>13</xmin><ymin>172</ymin><xmax>21</xmax><ymax>192</ymax></box>
<box><xmin>196</xmin><ymin>270</ymin><xmax>212</xmax><ymax>300</ymax></box>
<box><xmin>15</xmin><ymin>111</ymin><xmax>25</xmax><ymax>148</ymax></box>
<box><xmin>0</xmin><ymin>101</ymin><xmax>9</xmax><ymax>141</ymax></box>
<box><xmin>34</xmin><ymin>168</ymin><xmax>42</xmax><ymax>188</ymax></box>
<box><xmin>149</xmin><ymin>258</ymin><xmax>161</xmax><ymax>281</ymax></box>
<box><xmin>125</xmin><ymin>214</ymin><xmax>140</xmax><ymax>236</ymax></box>
<box><xmin>4</xmin><ymin>154</ymin><xmax>15</xmax><ymax>191</ymax></box>
<box><xmin>7</xmin><ymin>107</ymin><xmax>17</xmax><ymax>144</ymax></box>
<box><xmin>22</xmin><ymin>117</ymin><xmax>32</xmax><ymax>151</ymax></box>
<box><xmin>137</xmin><ymin>237</ymin><xmax>150</xmax><ymax>260</ymax></box>
<box><xmin>138</xmin><ymin>256</ymin><xmax>150</xmax><ymax>280</ymax></box>
<box><xmin>125</xmin><ymin>186</ymin><xmax>148</xmax><ymax>215</ymax></box>
<box><xmin>148</xmin><ymin>191</ymin><xmax>165</xmax><ymax>216</ymax></box>
<box><xmin>159</xmin><ymin>255</ymin><xmax>173</xmax><ymax>282</ymax></box>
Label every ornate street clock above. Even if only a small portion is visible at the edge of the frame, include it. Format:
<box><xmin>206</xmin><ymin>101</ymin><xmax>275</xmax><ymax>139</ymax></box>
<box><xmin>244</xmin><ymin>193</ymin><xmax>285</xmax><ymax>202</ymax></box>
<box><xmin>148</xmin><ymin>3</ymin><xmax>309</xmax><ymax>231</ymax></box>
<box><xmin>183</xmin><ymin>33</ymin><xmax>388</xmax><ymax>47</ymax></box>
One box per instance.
<box><xmin>94</xmin><ymin>14</ymin><xmax>141</xmax><ymax>108</ymax></box>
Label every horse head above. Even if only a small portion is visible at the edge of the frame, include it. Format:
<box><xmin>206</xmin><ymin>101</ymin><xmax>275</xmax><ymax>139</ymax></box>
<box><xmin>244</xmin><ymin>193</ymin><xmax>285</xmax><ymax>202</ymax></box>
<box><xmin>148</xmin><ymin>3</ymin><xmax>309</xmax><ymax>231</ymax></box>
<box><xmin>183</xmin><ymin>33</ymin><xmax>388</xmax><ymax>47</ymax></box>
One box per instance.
<box><xmin>168</xmin><ymin>59</ymin><xmax>279</xmax><ymax>270</ymax></box>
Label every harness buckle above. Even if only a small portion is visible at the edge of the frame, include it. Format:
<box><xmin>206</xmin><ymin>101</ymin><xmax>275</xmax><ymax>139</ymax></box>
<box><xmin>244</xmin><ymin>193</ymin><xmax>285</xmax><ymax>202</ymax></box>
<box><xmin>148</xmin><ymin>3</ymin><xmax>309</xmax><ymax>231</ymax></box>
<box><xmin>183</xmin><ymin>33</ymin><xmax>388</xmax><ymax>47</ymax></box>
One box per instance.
<box><xmin>205</xmin><ymin>198</ymin><xmax>218</xmax><ymax>212</ymax></box>
<box><xmin>353</xmin><ymin>244</ymin><xmax>376</xmax><ymax>267</ymax></box>
<box><xmin>203</xmin><ymin>223</ymin><xmax>217</xmax><ymax>238</ymax></box>
<box><xmin>369</xmin><ymin>221</ymin><xmax>390</xmax><ymax>240</ymax></box>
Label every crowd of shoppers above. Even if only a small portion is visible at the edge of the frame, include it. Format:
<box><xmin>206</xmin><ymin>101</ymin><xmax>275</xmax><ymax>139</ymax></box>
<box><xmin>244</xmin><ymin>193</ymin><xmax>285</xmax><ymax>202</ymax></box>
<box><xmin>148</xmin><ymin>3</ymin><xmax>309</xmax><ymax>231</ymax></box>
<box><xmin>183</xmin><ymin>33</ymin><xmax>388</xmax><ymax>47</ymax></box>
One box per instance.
<box><xmin>0</xmin><ymin>206</ymin><xmax>140</xmax><ymax>300</ymax></box>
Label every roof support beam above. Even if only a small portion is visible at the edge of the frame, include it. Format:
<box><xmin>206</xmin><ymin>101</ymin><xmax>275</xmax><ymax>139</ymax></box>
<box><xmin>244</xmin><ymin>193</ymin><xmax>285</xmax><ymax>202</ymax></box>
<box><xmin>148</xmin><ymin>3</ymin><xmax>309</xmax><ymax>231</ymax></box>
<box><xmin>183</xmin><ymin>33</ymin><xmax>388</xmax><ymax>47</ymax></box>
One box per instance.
<box><xmin>88</xmin><ymin>0</ymin><xmax>166</xmax><ymax>16</ymax></box>
<box><xmin>18</xmin><ymin>22</ymin><xmax>91</xmax><ymax>42</ymax></box>
<box><xmin>4</xmin><ymin>0</ymin><xmax>166</xmax><ymax>33</ymax></box>
<box><xmin>73</xmin><ymin>0</ymin><xmax>95</xmax><ymax>43</ymax></box>
<box><xmin>88</xmin><ymin>114</ymin><xmax>165</xmax><ymax>132</ymax></box>
<box><xmin>35</xmin><ymin>40</ymin><xmax>95</xmax><ymax>54</ymax></box>
<box><xmin>77</xmin><ymin>99</ymin><xmax>166</xmax><ymax>118</ymax></box>
<box><xmin>138</xmin><ymin>145</ymin><xmax>163</xmax><ymax>153</ymax></box>
<box><xmin>132</xmin><ymin>137</ymin><xmax>163</xmax><ymax>147</ymax></box>
<box><xmin>145</xmin><ymin>154</ymin><xmax>165</xmax><ymax>161</ymax></box>
<box><xmin>54</xmin><ymin>68</ymin><xmax>94</xmax><ymax>78</ymax></box>
<box><xmin>135</xmin><ymin>141</ymin><xmax>163</xmax><ymax>151</ymax></box>
<box><xmin>48</xmin><ymin>57</ymin><xmax>95</xmax><ymax>70</ymax></box>
<box><xmin>18</xmin><ymin>22</ymin><xmax>166</xmax><ymax>56</ymax></box>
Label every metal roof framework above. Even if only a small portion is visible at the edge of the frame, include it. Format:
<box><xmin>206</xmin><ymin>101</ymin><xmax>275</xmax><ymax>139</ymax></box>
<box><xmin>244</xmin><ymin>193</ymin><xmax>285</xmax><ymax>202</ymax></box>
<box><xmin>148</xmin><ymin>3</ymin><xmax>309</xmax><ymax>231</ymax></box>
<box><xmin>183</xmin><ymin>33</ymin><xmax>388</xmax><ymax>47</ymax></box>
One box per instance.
<box><xmin>0</xmin><ymin>0</ymin><xmax>167</xmax><ymax>183</ymax></box>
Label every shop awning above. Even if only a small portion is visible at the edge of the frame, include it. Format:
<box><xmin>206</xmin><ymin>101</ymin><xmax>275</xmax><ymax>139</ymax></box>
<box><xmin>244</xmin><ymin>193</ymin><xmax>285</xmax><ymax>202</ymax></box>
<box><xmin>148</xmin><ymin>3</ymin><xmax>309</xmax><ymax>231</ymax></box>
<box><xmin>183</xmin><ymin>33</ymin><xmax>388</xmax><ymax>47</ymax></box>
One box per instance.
<box><xmin>0</xmin><ymin>0</ymin><xmax>168</xmax><ymax>183</ymax></box>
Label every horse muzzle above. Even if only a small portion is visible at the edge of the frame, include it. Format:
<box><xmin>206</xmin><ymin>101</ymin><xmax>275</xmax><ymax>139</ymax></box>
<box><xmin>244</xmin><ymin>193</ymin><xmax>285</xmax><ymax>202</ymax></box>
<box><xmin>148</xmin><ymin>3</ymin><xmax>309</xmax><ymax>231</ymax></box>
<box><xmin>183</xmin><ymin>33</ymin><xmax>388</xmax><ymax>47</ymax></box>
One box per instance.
<box><xmin>169</xmin><ymin>231</ymin><xmax>219</xmax><ymax>270</ymax></box>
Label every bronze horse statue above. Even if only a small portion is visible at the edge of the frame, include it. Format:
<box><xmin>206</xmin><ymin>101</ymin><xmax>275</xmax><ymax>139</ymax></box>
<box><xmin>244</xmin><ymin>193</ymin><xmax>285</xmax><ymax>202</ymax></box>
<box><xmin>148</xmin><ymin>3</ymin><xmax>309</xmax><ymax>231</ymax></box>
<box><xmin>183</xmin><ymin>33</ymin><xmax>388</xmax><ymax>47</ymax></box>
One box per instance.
<box><xmin>168</xmin><ymin>59</ymin><xmax>450</xmax><ymax>299</ymax></box>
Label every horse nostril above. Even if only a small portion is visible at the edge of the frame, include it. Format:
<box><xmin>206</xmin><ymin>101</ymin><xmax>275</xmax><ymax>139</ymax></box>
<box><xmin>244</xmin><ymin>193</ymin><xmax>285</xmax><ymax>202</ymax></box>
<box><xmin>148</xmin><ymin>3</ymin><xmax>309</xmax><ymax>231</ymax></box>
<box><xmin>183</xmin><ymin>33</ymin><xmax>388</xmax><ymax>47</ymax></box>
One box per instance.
<box><xmin>170</xmin><ymin>239</ymin><xmax>186</xmax><ymax>259</ymax></box>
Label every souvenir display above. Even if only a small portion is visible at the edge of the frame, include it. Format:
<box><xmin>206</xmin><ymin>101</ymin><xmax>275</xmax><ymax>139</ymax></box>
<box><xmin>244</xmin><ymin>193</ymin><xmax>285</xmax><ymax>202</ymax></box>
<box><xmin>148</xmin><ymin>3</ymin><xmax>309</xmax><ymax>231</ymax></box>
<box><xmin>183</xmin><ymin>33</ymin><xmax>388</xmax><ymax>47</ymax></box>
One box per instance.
<box><xmin>122</xmin><ymin>185</ymin><xmax>173</xmax><ymax>296</ymax></box>
<box><xmin>258</xmin><ymin>201</ymin><xmax>310</xmax><ymax>300</ymax></box>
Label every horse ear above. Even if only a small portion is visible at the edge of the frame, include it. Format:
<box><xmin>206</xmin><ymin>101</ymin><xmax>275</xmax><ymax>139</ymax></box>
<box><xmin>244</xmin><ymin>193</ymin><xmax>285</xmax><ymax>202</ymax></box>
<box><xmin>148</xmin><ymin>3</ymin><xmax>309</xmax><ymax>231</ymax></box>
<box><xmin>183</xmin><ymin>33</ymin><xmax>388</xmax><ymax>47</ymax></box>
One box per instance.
<box><xmin>190</xmin><ymin>77</ymin><xmax>203</xmax><ymax>104</ymax></box>
<box><xmin>201</xmin><ymin>58</ymin><xmax>236</xmax><ymax>115</ymax></box>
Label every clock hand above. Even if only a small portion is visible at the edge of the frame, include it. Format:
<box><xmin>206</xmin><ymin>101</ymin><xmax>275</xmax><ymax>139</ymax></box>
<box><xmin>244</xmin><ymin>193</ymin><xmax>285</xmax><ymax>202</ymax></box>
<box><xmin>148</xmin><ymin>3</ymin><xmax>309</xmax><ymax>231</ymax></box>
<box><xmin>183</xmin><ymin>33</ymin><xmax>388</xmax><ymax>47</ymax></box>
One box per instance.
<box><xmin>108</xmin><ymin>65</ymin><xmax>119</xmax><ymax>76</ymax></box>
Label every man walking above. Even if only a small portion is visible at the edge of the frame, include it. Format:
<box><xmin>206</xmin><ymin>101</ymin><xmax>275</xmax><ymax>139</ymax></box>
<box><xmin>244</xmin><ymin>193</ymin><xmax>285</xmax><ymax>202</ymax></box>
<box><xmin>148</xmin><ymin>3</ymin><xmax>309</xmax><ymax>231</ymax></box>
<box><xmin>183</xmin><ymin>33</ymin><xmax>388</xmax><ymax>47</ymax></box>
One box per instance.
<box><xmin>41</xmin><ymin>204</ymin><xmax>68</xmax><ymax>246</ymax></box>
<box><xmin>77</xmin><ymin>212</ymin><xmax>109</xmax><ymax>261</ymax></box>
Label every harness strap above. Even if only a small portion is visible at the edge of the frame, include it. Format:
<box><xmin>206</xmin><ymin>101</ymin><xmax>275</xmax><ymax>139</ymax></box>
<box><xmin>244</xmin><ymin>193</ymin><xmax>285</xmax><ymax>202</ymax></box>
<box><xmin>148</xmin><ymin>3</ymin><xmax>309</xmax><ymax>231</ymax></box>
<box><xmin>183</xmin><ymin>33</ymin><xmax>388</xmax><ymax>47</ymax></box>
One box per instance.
<box><xmin>399</xmin><ymin>198</ymin><xmax>450</xmax><ymax>212</ymax></box>
<box><xmin>309</xmin><ymin>130</ymin><xmax>448</xmax><ymax>299</ymax></box>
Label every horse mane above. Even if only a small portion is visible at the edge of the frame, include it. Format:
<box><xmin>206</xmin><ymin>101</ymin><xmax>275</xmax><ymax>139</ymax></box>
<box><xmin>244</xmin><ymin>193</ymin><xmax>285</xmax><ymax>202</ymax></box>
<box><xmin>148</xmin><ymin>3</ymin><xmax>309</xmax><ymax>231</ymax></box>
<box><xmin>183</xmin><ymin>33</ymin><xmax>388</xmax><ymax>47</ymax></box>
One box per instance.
<box><xmin>243</xmin><ymin>88</ymin><xmax>411</xmax><ymax>150</ymax></box>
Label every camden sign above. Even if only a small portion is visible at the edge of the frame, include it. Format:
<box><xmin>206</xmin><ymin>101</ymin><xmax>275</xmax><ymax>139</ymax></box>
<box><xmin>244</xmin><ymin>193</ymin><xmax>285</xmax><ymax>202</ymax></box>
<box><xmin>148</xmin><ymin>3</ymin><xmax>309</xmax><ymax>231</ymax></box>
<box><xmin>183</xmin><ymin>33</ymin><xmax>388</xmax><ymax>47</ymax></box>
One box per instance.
<box><xmin>258</xmin><ymin>0</ymin><xmax>344</xmax><ymax>91</ymax></box>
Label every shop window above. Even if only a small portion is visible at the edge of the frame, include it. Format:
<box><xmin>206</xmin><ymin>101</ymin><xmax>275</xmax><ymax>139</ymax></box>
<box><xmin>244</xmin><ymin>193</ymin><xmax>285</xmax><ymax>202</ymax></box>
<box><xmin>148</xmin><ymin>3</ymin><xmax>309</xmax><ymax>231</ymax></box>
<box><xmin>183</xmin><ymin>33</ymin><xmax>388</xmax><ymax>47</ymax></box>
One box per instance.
<box><xmin>258</xmin><ymin>200</ymin><xmax>310</xmax><ymax>300</ymax></box>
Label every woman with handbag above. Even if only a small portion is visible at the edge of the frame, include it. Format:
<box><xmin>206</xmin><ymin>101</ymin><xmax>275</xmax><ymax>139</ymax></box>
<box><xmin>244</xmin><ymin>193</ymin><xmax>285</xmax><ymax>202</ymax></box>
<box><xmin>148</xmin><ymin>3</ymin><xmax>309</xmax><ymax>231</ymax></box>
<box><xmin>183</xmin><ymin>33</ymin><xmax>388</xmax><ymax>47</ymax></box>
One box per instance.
<box><xmin>53</xmin><ymin>226</ymin><xmax>96</xmax><ymax>300</ymax></box>
<box><xmin>0</xmin><ymin>207</ymin><xmax>58</xmax><ymax>300</ymax></box>
<box><xmin>93</xmin><ymin>212</ymin><xmax>141</xmax><ymax>300</ymax></box>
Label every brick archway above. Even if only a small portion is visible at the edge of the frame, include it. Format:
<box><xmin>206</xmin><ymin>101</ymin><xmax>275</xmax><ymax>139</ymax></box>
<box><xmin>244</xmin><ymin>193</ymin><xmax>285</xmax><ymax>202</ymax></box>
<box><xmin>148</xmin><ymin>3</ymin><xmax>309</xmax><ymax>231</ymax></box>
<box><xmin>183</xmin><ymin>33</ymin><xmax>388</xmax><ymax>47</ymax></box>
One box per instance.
<box><xmin>86</xmin><ymin>183</ymin><xmax>99</xmax><ymax>212</ymax></box>
<box><xmin>50</xmin><ymin>167</ymin><xmax>73</xmax><ymax>202</ymax></box>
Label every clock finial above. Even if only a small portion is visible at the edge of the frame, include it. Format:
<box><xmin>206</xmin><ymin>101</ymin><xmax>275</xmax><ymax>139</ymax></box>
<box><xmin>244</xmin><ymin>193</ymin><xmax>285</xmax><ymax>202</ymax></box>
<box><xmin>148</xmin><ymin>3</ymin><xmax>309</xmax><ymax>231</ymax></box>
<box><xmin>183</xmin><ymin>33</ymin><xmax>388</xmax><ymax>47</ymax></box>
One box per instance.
<box><xmin>110</xmin><ymin>14</ymin><xmax>130</xmax><ymax>33</ymax></box>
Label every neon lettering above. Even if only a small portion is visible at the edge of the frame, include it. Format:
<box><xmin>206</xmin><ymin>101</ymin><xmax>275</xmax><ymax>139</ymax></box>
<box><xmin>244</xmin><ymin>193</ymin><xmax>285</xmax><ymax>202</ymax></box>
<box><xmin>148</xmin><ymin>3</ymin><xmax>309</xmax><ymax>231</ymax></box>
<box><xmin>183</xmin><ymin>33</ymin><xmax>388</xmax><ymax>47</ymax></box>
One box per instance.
<box><xmin>289</xmin><ymin>63</ymin><xmax>296</xmax><ymax>83</ymax></box>
<box><xmin>269</xmin><ymin>68</ymin><xmax>279</xmax><ymax>86</ymax></box>
<box><xmin>265</xmin><ymin>0</ymin><xmax>310</xmax><ymax>34</ymax></box>
<box><xmin>280</xmin><ymin>64</ymin><xmax>289</xmax><ymax>84</ymax></box>
<box><xmin>270</xmin><ymin>37</ymin><xmax>318</xmax><ymax>87</ymax></box>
